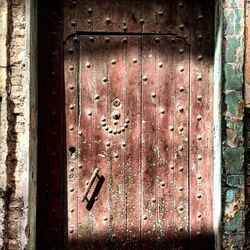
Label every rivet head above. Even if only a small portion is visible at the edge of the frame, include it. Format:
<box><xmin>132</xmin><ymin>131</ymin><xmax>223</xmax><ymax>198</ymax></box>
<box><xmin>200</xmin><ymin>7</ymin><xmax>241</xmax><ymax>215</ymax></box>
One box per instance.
<box><xmin>197</xmin><ymin>212</ymin><xmax>202</xmax><ymax>218</ymax></box>
<box><xmin>197</xmin><ymin>193</ymin><xmax>202</xmax><ymax>199</ymax></box>
<box><xmin>103</xmin><ymin>216</ymin><xmax>108</xmax><ymax>221</ymax></box>
<box><xmin>124</xmin><ymin>123</ymin><xmax>129</xmax><ymax>128</ymax></box>
<box><xmin>112</xmin><ymin>234</ymin><xmax>116</xmax><ymax>239</ymax></box>
<box><xmin>113</xmin><ymin>121</ymin><xmax>118</xmax><ymax>125</ymax></box>
<box><xmin>197</xmin><ymin>154</ymin><xmax>202</xmax><ymax>160</ymax></box>
<box><xmin>69</xmin><ymin>65</ymin><xmax>74</xmax><ymax>70</ymax></box>
<box><xmin>179</xmin><ymin>166</ymin><xmax>184</xmax><ymax>172</ymax></box>
<box><xmin>72</xmin><ymin>0</ymin><xmax>77</xmax><ymax>6</ymax></box>
<box><xmin>142</xmin><ymin>75</ymin><xmax>148</xmax><ymax>81</ymax></box>
<box><xmin>89</xmin><ymin>36</ymin><xmax>95</xmax><ymax>42</ymax></box>
<box><xmin>94</xmin><ymin>94</ymin><xmax>100</xmax><ymax>100</ymax></box>
<box><xmin>114</xmin><ymin>153</ymin><xmax>119</xmax><ymax>158</ymax></box>
<box><xmin>178</xmin><ymin>106</ymin><xmax>184</xmax><ymax>112</ymax></box>
<box><xmin>179</xmin><ymin>49</ymin><xmax>184</xmax><ymax>54</ymax></box>
<box><xmin>143</xmin><ymin>215</ymin><xmax>147</xmax><ymax>220</ymax></box>
<box><xmin>69</xmin><ymin>48</ymin><xmax>74</xmax><ymax>54</ymax></box>
<box><xmin>178</xmin><ymin>145</ymin><xmax>183</xmax><ymax>151</ymax></box>
<box><xmin>169</xmin><ymin>126</ymin><xmax>174</xmax><ymax>131</ymax></box>
<box><xmin>69</xmin><ymin>104</ymin><xmax>74</xmax><ymax>110</ymax></box>
<box><xmin>179</xmin><ymin>24</ymin><xmax>184</xmax><ymax>30</ymax></box>
<box><xmin>87</xmin><ymin>110</ymin><xmax>92</xmax><ymax>116</ymax></box>
<box><xmin>123</xmin><ymin>26</ymin><xmax>128</xmax><ymax>31</ymax></box>
<box><xmin>160</xmin><ymin>181</ymin><xmax>165</xmax><ymax>187</ymax></box>
<box><xmin>197</xmin><ymin>55</ymin><xmax>203</xmax><ymax>61</ymax></box>
<box><xmin>101</xmin><ymin>117</ymin><xmax>106</xmax><ymax>122</ymax></box>
<box><xmin>160</xmin><ymin>108</ymin><xmax>165</xmax><ymax>114</ymax></box>
<box><xmin>69</xmin><ymin>228</ymin><xmax>74</xmax><ymax>233</ymax></box>
<box><xmin>170</xmin><ymin>164</ymin><xmax>174</xmax><ymax>170</ymax></box>
<box><xmin>198</xmin><ymin>35</ymin><xmax>203</xmax><ymax>41</ymax></box>
<box><xmin>111</xmin><ymin>59</ymin><xmax>116</xmax><ymax>65</ymax></box>
<box><xmin>105</xmin><ymin>37</ymin><xmax>110</xmax><ymax>43</ymax></box>
<box><xmin>113</xmin><ymin>130</ymin><xmax>117</xmax><ymax>135</ymax></box>
<box><xmin>103</xmin><ymin>77</ymin><xmax>108</xmax><ymax>82</ymax></box>
<box><xmin>179</xmin><ymin>226</ymin><xmax>184</xmax><ymax>232</ymax></box>
<box><xmin>70</xmin><ymin>187</ymin><xmax>74</xmax><ymax>192</ymax></box>
<box><xmin>78</xmin><ymin>164</ymin><xmax>83</xmax><ymax>169</ymax></box>
<box><xmin>121</xmin><ymin>142</ymin><xmax>126</xmax><ymax>147</ymax></box>
<box><xmin>179</xmin><ymin>2</ymin><xmax>184</xmax><ymax>8</ymax></box>
<box><xmin>105</xmin><ymin>126</ymin><xmax>109</xmax><ymax>131</ymax></box>
<box><xmin>132</xmin><ymin>58</ymin><xmax>138</xmax><ymax>63</ymax></box>
<box><xmin>197</xmin><ymin>95</ymin><xmax>203</xmax><ymax>101</ymax></box>
<box><xmin>122</xmin><ymin>37</ymin><xmax>127</xmax><ymax>43</ymax></box>
<box><xmin>178</xmin><ymin>206</ymin><xmax>184</xmax><ymax>211</ymax></box>
<box><xmin>198</xmin><ymin>15</ymin><xmax>203</xmax><ymax>20</ymax></box>
<box><xmin>106</xmin><ymin>17</ymin><xmax>111</xmax><ymax>24</ymax></box>
<box><xmin>197</xmin><ymin>75</ymin><xmax>202</xmax><ymax>81</ymax></box>
<box><xmin>125</xmin><ymin>118</ymin><xmax>130</xmax><ymax>123</ymax></box>
<box><xmin>158</xmin><ymin>10</ymin><xmax>164</xmax><ymax>16</ymax></box>
<box><xmin>101</xmin><ymin>122</ymin><xmax>106</xmax><ymax>127</ymax></box>
<box><xmin>108</xmin><ymin>128</ymin><xmax>113</xmax><ymax>133</ymax></box>
<box><xmin>70</xmin><ymin>208</ymin><xmax>74</xmax><ymax>213</ymax></box>
<box><xmin>151</xmin><ymin>197</ymin><xmax>156</xmax><ymax>203</ymax></box>
<box><xmin>197</xmin><ymin>115</ymin><xmax>202</xmax><ymax>121</ymax></box>
<box><xmin>179</xmin><ymin>86</ymin><xmax>184</xmax><ymax>92</ymax></box>
<box><xmin>171</xmin><ymin>37</ymin><xmax>176</xmax><ymax>43</ymax></box>
<box><xmin>178</xmin><ymin>126</ymin><xmax>184</xmax><ymax>132</ymax></box>
<box><xmin>69</xmin><ymin>126</ymin><xmax>74</xmax><ymax>131</ymax></box>
<box><xmin>155</xmin><ymin>37</ymin><xmax>160</xmax><ymax>43</ymax></box>
<box><xmin>105</xmin><ymin>141</ymin><xmax>110</xmax><ymax>147</ymax></box>
<box><xmin>197</xmin><ymin>135</ymin><xmax>202</xmax><ymax>140</ymax></box>
<box><xmin>94</xmin><ymin>196</ymin><xmax>98</xmax><ymax>201</ymax></box>
<box><xmin>112</xmin><ymin>110</ymin><xmax>121</xmax><ymax>120</ymax></box>
<box><xmin>179</xmin><ymin>186</ymin><xmax>184</xmax><ymax>191</ymax></box>
<box><xmin>197</xmin><ymin>174</ymin><xmax>202</xmax><ymax>180</ymax></box>
<box><xmin>88</xmin><ymin>8</ymin><xmax>93</xmax><ymax>14</ymax></box>
<box><xmin>70</xmin><ymin>167</ymin><xmax>74</xmax><ymax>171</ymax></box>
<box><xmin>139</xmin><ymin>19</ymin><xmax>144</xmax><ymax>24</ymax></box>
<box><xmin>69</xmin><ymin>84</ymin><xmax>74</xmax><ymax>90</ymax></box>
<box><xmin>71</xmin><ymin>20</ymin><xmax>77</xmax><ymax>26</ymax></box>
<box><xmin>179</xmin><ymin>66</ymin><xmax>184</xmax><ymax>72</ymax></box>
<box><xmin>158</xmin><ymin>62</ymin><xmax>163</xmax><ymax>68</ymax></box>
<box><xmin>74</xmin><ymin>36</ymin><xmax>78</xmax><ymax>42</ymax></box>
<box><xmin>87</xmin><ymin>19</ymin><xmax>91</xmax><ymax>24</ymax></box>
<box><xmin>86</xmin><ymin>62</ymin><xmax>91</xmax><ymax>68</ymax></box>
<box><xmin>78</xmin><ymin>131</ymin><xmax>82</xmax><ymax>136</ymax></box>
<box><xmin>151</xmin><ymin>92</ymin><xmax>156</xmax><ymax>98</ymax></box>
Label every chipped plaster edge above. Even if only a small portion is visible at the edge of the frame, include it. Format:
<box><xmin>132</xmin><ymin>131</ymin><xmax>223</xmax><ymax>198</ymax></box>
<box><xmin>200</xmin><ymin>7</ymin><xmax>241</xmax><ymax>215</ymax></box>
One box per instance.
<box><xmin>214</xmin><ymin>0</ymin><xmax>223</xmax><ymax>249</ymax></box>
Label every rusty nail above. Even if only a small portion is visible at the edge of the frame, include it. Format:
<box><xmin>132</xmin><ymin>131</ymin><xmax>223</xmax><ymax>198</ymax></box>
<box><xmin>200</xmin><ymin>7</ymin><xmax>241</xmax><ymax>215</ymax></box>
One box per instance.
<box><xmin>122</xmin><ymin>37</ymin><xmax>127</xmax><ymax>43</ymax></box>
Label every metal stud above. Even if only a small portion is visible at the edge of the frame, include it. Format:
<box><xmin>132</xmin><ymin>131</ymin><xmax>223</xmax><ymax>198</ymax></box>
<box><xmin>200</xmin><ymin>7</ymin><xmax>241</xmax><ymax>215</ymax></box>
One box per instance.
<box><xmin>179</xmin><ymin>226</ymin><xmax>184</xmax><ymax>232</ymax></box>
<box><xmin>114</xmin><ymin>153</ymin><xmax>119</xmax><ymax>158</ymax></box>
<box><xmin>179</xmin><ymin>24</ymin><xmax>184</xmax><ymax>30</ymax></box>
<box><xmin>101</xmin><ymin>122</ymin><xmax>106</xmax><ymax>127</ymax></box>
<box><xmin>111</xmin><ymin>59</ymin><xmax>116</xmax><ymax>65</ymax></box>
<box><xmin>160</xmin><ymin>181</ymin><xmax>165</xmax><ymax>187</ymax></box>
<box><xmin>94</xmin><ymin>94</ymin><xmax>100</xmax><ymax>100</ymax></box>
<box><xmin>160</xmin><ymin>108</ymin><xmax>165</xmax><ymax>114</ymax></box>
<box><xmin>197</xmin><ymin>95</ymin><xmax>203</xmax><ymax>101</ymax></box>
<box><xmin>179</xmin><ymin>66</ymin><xmax>184</xmax><ymax>72</ymax></box>
<box><xmin>197</xmin><ymin>193</ymin><xmax>202</xmax><ymax>199</ymax></box>
<box><xmin>178</xmin><ymin>106</ymin><xmax>184</xmax><ymax>112</ymax></box>
<box><xmin>69</xmin><ymin>84</ymin><xmax>74</xmax><ymax>90</ymax></box>
<box><xmin>72</xmin><ymin>0</ymin><xmax>77</xmax><ymax>6</ymax></box>
<box><xmin>102</xmin><ymin>117</ymin><xmax>106</xmax><ymax>122</ymax></box>
<box><xmin>106</xmin><ymin>17</ymin><xmax>111</xmax><ymax>24</ymax></box>
<box><xmin>70</xmin><ymin>187</ymin><xmax>74</xmax><ymax>192</ymax></box>
<box><xmin>178</xmin><ymin>145</ymin><xmax>183</xmax><ymax>151</ymax></box>
<box><xmin>69</xmin><ymin>126</ymin><xmax>74</xmax><ymax>131</ymax></box>
<box><xmin>142</xmin><ymin>75</ymin><xmax>148</xmax><ymax>81</ymax></box>
<box><xmin>179</xmin><ymin>49</ymin><xmax>184</xmax><ymax>54</ymax></box>
<box><xmin>108</xmin><ymin>128</ymin><xmax>113</xmax><ymax>133</ymax></box>
<box><xmin>113</xmin><ymin>130</ymin><xmax>117</xmax><ymax>135</ymax></box>
<box><xmin>103</xmin><ymin>216</ymin><xmax>108</xmax><ymax>221</ymax></box>
<box><xmin>179</xmin><ymin>186</ymin><xmax>184</xmax><ymax>192</ymax></box>
<box><xmin>179</xmin><ymin>86</ymin><xmax>184</xmax><ymax>92</ymax></box>
<box><xmin>169</xmin><ymin>126</ymin><xmax>174</xmax><ymax>132</ymax></box>
<box><xmin>122</xmin><ymin>37</ymin><xmax>127</xmax><ymax>43</ymax></box>
<box><xmin>197</xmin><ymin>135</ymin><xmax>202</xmax><ymax>140</ymax></box>
<box><xmin>197</xmin><ymin>154</ymin><xmax>202</xmax><ymax>160</ymax></box>
<box><xmin>197</xmin><ymin>75</ymin><xmax>202</xmax><ymax>81</ymax></box>
<box><xmin>197</xmin><ymin>55</ymin><xmax>203</xmax><ymax>61</ymax></box>
<box><xmin>158</xmin><ymin>62</ymin><xmax>163</xmax><ymax>68</ymax></box>
<box><xmin>151</xmin><ymin>198</ymin><xmax>156</xmax><ymax>203</ymax></box>
<box><xmin>197</xmin><ymin>115</ymin><xmax>202</xmax><ymax>121</ymax></box>
<box><xmin>197</xmin><ymin>212</ymin><xmax>202</xmax><ymax>218</ymax></box>
<box><xmin>171</xmin><ymin>37</ymin><xmax>176</xmax><ymax>43</ymax></box>
<box><xmin>106</xmin><ymin>141</ymin><xmax>110</xmax><ymax>147</ymax></box>
<box><xmin>105</xmin><ymin>37</ymin><xmax>110</xmax><ymax>43</ymax></box>
<box><xmin>198</xmin><ymin>15</ymin><xmax>203</xmax><ymax>20</ymax></box>
<box><xmin>143</xmin><ymin>215</ymin><xmax>147</xmax><ymax>220</ymax></box>
<box><xmin>78</xmin><ymin>164</ymin><xmax>83</xmax><ymax>169</ymax></box>
<box><xmin>197</xmin><ymin>174</ymin><xmax>202</xmax><ymax>180</ymax></box>
<box><xmin>179</xmin><ymin>125</ymin><xmax>184</xmax><ymax>132</ymax></box>
<box><xmin>113</xmin><ymin>121</ymin><xmax>118</xmax><ymax>125</ymax></box>
<box><xmin>151</xmin><ymin>92</ymin><xmax>156</xmax><ymax>98</ymax></box>
<box><xmin>158</xmin><ymin>10</ymin><xmax>164</xmax><ymax>16</ymax></box>
<box><xmin>124</xmin><ymin>123</ymin><xmax>129</xmax><ymax>128</ymax></box>
<box><xmin>179</xmin><ymin>166</ymin><xmax>184</xmax><ymax>172</ymax></box>
<box><xmin>74</xmin><ymin>36</ymin><xmax>78</xmax><ymax>42</ymax></box>
<box><xmin>132</xmin><ymin>58</ymin><xmax>138</xmax><ymax>63</ymax></box>
<box><xmin>69</xmin><ymin>48</ymin><xmax>74</xmax><ymax>54</ymax></box>
<box><xmin>139</xmin><ymin>19</ymin><xmax>144</xmax><ymax>25</ymax></box>
<box><xmin>179</xmin><ymin>2</ymin><xmax>184</xmax><ymax>8</ymax></box>
<box><xmin>78</xmin><ymin>131</ymin><xmax>82</xmax><ymax>136</ymax></box>
<box><xmin>103</xmin><ymin>77</ymin><xmax>108</xmax><ymax>82</ymax></box>
<box><xmin>105</xmin><ymin>126</ymin><xmax>109</xmax><ymax>131</ymax></box>
<box><xmin>125</xmin><ymin>118</ymin><xmax>130</xmax><ymax>123</ymax></box>
<box><xmin>198</xmin><ymin>35</ymin><xmax>203</xmax><ymax>41</ymax></box>
<box><xmin>87</xmin><ymin>19</ymin><xmax>91</xmax><ymax>24</ymax></box>
<box><xmin>87</xmin><ymin>110</ymin><xmax>92</xmax><ymax>116</ymax></box>
<box><xmin>71</xmin><ymin>20</ymin><xmax>77</xmax><ymax>27</ymax></box>
<box><xmin>70</xmin><ymin>166</ymin><xmax>74</xmax><ymax>172</ymax></box>
<box><xmin>123</xmin><ymin>26</ymin><xmax>128</xmax><ymax>31</ymax></box>
<box><xmin>69</xmin><ymin>65</ymin><xmax>74</xmax><ymax>71</ymax></box>
<box><xmin>155</xmin><ymin>37</ymin><xmax>160</xmax><ymax>43</ymax></box>
<box><xmin>88</xmin><ymin>8</ymin><xmax>93</xmax><ymax>14</ymax></box>
<box><xmin>69</xmin><ymin>104</ymin><xmax>74</xmax><ymax>110</ymax></box>
<box><xmin>89</xmin><ymin>36</ymin><xmax>95</xmax><ymax>42</ymax></box>
<box><xmin>86</xmin><ymin>62</ymin><xmax>91</xmax><ymax>68</ymax></box>
<box><xmin>170</xmin><ymin>164</ymin><xmax>174</xmax><ymax>170</ymax></box>
<box><xmin>178</xmin><ymin>206</ymin><xmax>184</xmax><ymax>212</ymax></box>
<box><xmin>69</xmin><ymin>228</ymin><xmax>74</xmax><ymax>234</ymax></box>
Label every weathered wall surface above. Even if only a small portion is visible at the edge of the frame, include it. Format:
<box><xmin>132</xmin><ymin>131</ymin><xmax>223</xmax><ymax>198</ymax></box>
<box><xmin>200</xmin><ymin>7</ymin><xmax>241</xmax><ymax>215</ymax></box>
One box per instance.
<box><xmin>222</xmin><ymin>0</ymin><xmax>245</xmax><ymax>249</ymax></box>
<box><xmin>0</xmin><ymin>0</ymin><xmax>33</xmax><ymax>248</ymax></box>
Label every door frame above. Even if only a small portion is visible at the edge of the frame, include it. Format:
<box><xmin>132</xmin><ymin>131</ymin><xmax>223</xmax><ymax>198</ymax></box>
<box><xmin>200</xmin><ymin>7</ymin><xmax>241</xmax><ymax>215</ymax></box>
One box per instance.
<box><xmin>28</xmin><ymin>0</ymin><xmax>223</xmax><ymax>249</ymax></box>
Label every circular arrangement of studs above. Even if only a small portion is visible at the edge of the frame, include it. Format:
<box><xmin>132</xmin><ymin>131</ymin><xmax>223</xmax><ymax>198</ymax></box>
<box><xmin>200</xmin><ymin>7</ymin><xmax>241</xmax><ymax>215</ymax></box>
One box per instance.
<box><xmin>101</xmin><ymin>117</ymin><xmax>130</xmax><ymax>135</ymax></box>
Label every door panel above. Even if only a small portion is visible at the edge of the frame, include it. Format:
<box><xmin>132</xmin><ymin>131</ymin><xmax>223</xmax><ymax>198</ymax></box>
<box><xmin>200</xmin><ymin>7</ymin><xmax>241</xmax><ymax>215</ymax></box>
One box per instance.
<box><xmin>64</xmin><ymin>35</ymin><xmax>191</xmax><ymax>249</ymax></box>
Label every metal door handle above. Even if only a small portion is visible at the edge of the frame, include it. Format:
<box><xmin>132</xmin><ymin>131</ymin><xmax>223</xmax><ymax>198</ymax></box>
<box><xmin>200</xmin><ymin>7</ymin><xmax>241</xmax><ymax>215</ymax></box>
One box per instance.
<box><xmin>82</xmin><ymin>168</ymin><xmax>99</xmax><ymax>201</ymax></box>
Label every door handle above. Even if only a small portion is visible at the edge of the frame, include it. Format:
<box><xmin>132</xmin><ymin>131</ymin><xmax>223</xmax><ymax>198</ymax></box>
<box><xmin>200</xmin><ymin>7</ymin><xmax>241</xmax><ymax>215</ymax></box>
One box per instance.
<box><xmin>82</xmin><ymin>168</ymin><xmax>99</xmax><ymax>201</ymax></box>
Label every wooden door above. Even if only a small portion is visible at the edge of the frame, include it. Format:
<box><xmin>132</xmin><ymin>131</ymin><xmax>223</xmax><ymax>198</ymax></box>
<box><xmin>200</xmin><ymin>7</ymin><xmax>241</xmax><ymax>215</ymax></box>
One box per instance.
<box><xmin>63</xmin><ymin>1</ymin><xmax>214</xmax><ymax>249</ymax></box>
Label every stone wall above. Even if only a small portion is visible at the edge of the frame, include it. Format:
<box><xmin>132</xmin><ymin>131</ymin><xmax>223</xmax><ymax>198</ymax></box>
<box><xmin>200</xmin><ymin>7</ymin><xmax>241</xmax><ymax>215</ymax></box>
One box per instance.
<box><xmin>0</xmin><ymin>0</ymin><xmax>35</xmax><ymax>249</ymax></box>
<box><xmin>222</xmin><ymin>0</ymin><xmax>245</xmax><ymax>249</ymax></box>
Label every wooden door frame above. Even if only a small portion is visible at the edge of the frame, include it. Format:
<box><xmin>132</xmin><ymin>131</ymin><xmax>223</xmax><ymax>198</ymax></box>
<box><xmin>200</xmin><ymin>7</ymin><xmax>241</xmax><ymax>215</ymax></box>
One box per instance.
<box><xmin>30</xmin><ymin>0</ymin><xmax>223</xmax><ymax>249</ymax></box>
